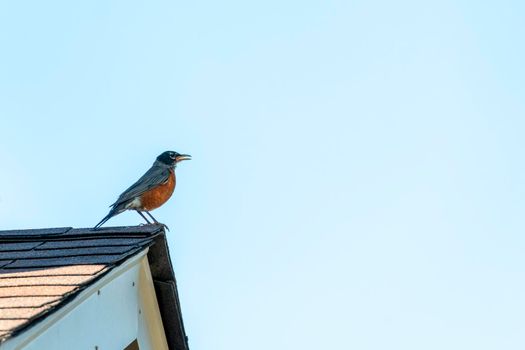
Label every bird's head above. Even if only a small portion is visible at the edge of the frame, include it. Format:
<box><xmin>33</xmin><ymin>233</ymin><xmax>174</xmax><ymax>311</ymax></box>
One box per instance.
<box><xmin>157</xmin><ymin>151</ymin><xmax>192</xmax><ymax>167</ymax></box>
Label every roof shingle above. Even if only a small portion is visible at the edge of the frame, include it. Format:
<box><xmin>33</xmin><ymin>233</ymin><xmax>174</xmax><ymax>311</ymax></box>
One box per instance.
<box><xmin>0</xmin><ymin>225</ymin><xmax>163</xmax><ymax>342</ymax></box>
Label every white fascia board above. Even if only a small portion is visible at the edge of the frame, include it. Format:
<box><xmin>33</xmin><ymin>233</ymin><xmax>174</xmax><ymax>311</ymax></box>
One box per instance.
<box><xmin>137</xmin><ymin>258</ymin><xmax>169</xmax><ymax>350</ymax></box>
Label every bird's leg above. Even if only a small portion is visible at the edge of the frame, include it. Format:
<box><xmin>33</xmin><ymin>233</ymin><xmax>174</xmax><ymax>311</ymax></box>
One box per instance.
<box><xmin>145</xmin><ymin>211</ymin><xmax>159</xmax><ymax>223</ymax></box>
<box><xmin>145</xmin><ymin>211</ymin><xmax>169</xmax><ymax>231</ymax></box>
<box><xmin>136</xmin><ymin>210</ymin><xmax>152</xmax><ymax>225</ymax></box>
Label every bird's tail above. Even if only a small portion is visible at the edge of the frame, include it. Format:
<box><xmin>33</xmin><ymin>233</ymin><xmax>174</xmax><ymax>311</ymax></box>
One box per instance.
<box><xmin>93</xmin><ymin>208</ymin><xmax>118</xmax><ymax>230</ymax></box>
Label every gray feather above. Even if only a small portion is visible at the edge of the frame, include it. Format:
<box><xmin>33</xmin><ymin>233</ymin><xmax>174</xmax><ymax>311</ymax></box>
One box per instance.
<box><xmin>110</xmin><ymin>160</ymin><xmax>172</xmax><ymax>209</ymax></box>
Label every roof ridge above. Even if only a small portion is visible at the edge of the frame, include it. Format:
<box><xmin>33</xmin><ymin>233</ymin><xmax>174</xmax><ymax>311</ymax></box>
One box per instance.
<box><xmin>0</xmin><ymin>225</ymin><xmax>164</xmax><ymax>242</ymax></box>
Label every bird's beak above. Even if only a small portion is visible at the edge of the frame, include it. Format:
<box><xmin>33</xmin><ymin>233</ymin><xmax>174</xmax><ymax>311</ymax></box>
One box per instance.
<box><xmin>175</xmin><ymin>154</ymin><xmax>192</xmax><ymax>162</ymax></box>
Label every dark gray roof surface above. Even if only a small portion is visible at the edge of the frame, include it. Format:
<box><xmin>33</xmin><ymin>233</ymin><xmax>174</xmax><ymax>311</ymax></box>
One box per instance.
<box><xmin>0</xmin><ymin>225</ymin><xmax>189</xmax><ymax>350</ymax></box>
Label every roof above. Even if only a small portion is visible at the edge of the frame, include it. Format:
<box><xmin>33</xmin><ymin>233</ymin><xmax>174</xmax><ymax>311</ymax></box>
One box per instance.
<box><xmin>0</xmin><ymin>225</ymin><xmax>189</xmax><ymax>350</ymax></box>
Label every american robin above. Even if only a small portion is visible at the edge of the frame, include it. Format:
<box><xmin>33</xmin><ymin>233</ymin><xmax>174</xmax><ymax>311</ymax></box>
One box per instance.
<box><xmin>94</xmin><ymin>150</ymin><xmax>191</xmax><ymax>229</ymax></box>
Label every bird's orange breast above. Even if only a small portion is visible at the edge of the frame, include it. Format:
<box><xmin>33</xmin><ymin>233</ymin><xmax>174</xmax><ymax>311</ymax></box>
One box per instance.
<box><xmin>139</xmin><ymin>170</ymin><xmax>176</xmax><ymax>211</ymax></box>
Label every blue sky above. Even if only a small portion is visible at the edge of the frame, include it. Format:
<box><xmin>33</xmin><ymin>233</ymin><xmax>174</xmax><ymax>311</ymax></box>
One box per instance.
<box><xmin>1</xmin><ymin>1</ymin><xmax>524</xmax><ymax>349</ymax></box>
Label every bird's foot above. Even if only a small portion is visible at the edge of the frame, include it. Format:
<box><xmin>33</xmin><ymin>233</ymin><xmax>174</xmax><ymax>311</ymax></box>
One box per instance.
<box><xmin>159</xmin><ymin>223</ymin><xmax>170</xmax><ymax>232</ymax></box>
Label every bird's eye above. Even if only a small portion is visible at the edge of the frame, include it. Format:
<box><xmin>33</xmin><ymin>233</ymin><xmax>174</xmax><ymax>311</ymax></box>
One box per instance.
<box><xmin>170</xmin><ymin>153</ymin><xmax>176</xmax><ymax>159</ymax></box>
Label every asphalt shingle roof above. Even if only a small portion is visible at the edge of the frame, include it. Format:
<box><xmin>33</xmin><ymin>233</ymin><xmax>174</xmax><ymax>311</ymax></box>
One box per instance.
<box><xmin>0</xmin><ymin>225</ymin><xmax>169</xmax><ymax>343</ymax></box>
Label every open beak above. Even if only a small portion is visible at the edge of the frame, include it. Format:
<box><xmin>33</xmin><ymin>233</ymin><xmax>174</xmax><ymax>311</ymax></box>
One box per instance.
<box><xmin>175</xmin><ymin>154</ymin><xmax>192</xmax><ymax>162</ymax></box>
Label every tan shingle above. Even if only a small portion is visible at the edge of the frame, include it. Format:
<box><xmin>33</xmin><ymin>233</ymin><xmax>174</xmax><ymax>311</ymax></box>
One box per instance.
<box><xmin>0</xmin><ymin>320</ymin><xmax>27</xmax><ymax>332</ymax></box>
<box><xmin>0</xmin><ymin>303</ymin><xmax>59</xmax><ymax>319</ymax></box>
<box><xmin>0</xmin><ymin>225</ymin><xmax>163</xmax><ymax>341</ymax></box>
<box><xmin>0</xmin><ymin>285</ymin><xmax>78</xmax><ymax>297</ymax></box>
<box><xmin>0</xmin><ymin>296</ymin><xmax>61</xmax><ymax>308</ymax></box>
<box><xmin>2</xmin><ymin>265</ymin><xmax>107</xmax><ymax>278</ymax></box>
<box><xmin>0</xmin><ymin>275</ymin><xmax>94</xmax><ymax>287</ymax></box>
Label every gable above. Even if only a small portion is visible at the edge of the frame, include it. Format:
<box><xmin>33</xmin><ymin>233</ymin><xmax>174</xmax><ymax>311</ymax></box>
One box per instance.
<box><xmin>0</xmin><ymin>225</ymin><xmax>189</xmax><ymax>350</ymax></box>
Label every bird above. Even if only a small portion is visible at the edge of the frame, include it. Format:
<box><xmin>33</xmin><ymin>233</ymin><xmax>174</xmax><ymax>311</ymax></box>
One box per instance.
<box><xmin>94</xmin><ymin>150</ymin><xmax>191</xmax><ymax>229</ymax></box>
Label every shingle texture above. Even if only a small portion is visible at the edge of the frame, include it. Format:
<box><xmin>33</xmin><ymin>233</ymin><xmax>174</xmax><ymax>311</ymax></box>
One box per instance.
<box><xmin>0</xmin><ymin>225</ymin><xmax>166</xmax><ymax>343</ymax></box>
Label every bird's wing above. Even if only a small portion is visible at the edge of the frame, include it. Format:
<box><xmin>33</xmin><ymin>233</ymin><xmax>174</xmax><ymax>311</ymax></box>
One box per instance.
<box><xmin>111</xmin><ymin>165</ymin><xmax>171</xmax><ymax>208</ymax></box>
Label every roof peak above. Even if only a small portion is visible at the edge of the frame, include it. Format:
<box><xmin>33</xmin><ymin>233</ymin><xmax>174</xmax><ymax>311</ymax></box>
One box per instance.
<box><xmin>0</xmin><ymin>225</ymin><xmax>165</xmax><ymax>241</ymax></box>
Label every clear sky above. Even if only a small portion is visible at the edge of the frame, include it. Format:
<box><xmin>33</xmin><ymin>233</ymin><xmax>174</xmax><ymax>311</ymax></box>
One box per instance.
<box><xmin>1</xmin><ymin>1</ymin><xmax>524</xmax><ymax>349</ymax></box>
